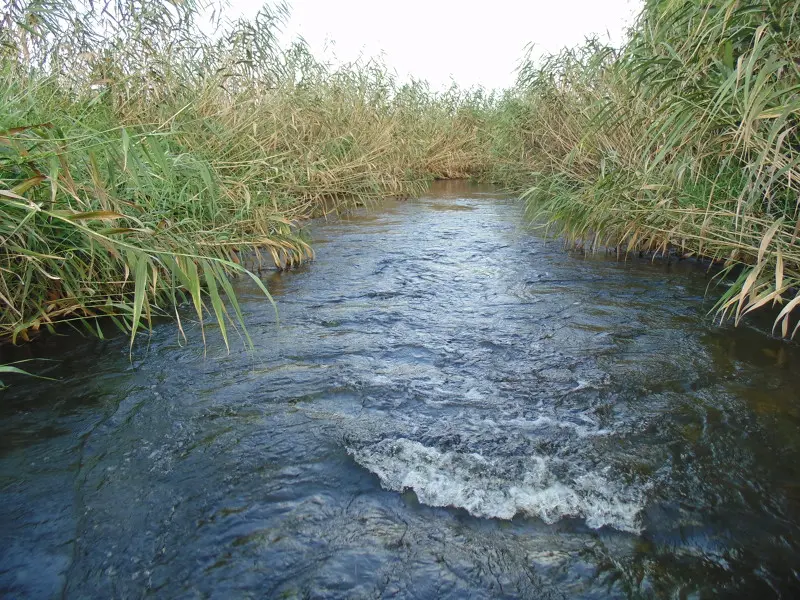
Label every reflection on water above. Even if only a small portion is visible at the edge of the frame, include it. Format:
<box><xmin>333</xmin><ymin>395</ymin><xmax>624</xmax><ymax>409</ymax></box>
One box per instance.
<box><xmin>2</xmin><ymin>180</ymin><xmax>800</xmax><ymax>598</ymax></box>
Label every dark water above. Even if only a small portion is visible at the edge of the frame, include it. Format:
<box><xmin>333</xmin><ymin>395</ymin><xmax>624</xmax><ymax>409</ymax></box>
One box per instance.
<box><xmin>3</xmin><ymin>180</ymin><xmax>800</xmax><ymax>599</ymax></box>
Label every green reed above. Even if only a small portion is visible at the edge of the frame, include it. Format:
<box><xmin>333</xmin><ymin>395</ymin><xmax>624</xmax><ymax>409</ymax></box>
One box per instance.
<box><xmin>4</xmin><ymin>0</ymin><xmax>799</xmax><ymax>356</ymax></box>
<box><xmin>487</xmin><ymin>0</ymin><xmax>800</xmax><ymax>336</ymax></box>
<box><xmin>0</xmin><ymin>0</ymin><xmax>491</xmax><ymax>347</ymax></box>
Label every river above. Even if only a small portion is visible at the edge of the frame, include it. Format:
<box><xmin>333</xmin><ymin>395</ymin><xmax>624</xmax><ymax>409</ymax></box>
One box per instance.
<box><xmin>2</xmin><ymin>180</ymin><xmax>800</xmax><ymax>598</ymax></box>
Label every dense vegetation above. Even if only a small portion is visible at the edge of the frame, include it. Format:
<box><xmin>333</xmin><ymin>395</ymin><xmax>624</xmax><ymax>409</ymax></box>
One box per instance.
<box><xmin>2</xmin><ymin>0</ymin><xmax>800</xmax><ymax>351</ymax></box>
<box><xmin>494</xmin><ymin>0</ymin><xmax>800</xmax><ymax>336</ymax></box>
<box><xmin>0</xmin><ymin>0</ymin><xmax>491</xmax><ymax>347</ymax></box>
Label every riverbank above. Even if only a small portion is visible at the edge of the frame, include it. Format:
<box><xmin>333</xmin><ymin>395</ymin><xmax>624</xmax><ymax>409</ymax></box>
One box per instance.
<box><xmin>2</xmin><ymin>0</ymin><xmax>800</xmax><ymax>348</ymax></box>
<box><xmin>0</xmin><ymin>0</ymin><xmax>492</xmax><ymax>345</ymax></box>
<box><xmin>484</xmin><ymin>0</ymin><xmax>800</xmax><ymax>337</ymax></box>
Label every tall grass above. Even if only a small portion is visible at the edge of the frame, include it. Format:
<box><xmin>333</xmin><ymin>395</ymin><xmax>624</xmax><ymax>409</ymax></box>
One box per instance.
<box><xmin>492</xmin><ymin>0</ymin><xmax>800</xmax><ymax>336</ymax></box>
<box><xmin>0</xmin><ymin>0</ymin><xmax>490</xmax><ymax>346</ymax></box>
<box><xmin>4</xmin><ymin>0</ymin><xmax>799</xmax><ymax>349</ymax></box>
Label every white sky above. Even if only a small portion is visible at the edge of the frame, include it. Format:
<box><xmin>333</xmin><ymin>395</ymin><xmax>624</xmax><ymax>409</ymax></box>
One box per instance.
<box><xmin>225</xmin><ymin>0</ymin><xmax>642</xmax><ymax>90</ymax></box>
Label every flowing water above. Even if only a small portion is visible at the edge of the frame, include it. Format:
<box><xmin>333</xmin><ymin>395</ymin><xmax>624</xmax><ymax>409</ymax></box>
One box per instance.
<box><xmin>3</xmin><ymin>181</ymin><xmax>800</xmax><ymax>599</ymax></box>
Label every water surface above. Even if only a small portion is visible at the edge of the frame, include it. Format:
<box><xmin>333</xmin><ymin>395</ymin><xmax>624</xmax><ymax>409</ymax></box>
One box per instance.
<box><xmin>3</xmin><ymin>180</ymin><xmax>800</xmax><ymax>598</ymax></box>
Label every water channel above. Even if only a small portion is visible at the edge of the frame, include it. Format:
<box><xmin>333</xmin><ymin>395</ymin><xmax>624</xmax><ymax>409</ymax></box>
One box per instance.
<box><xmin>3</xmin><ymin>181</ymin><xmax>800</xmax><ymax>598</ymax></box>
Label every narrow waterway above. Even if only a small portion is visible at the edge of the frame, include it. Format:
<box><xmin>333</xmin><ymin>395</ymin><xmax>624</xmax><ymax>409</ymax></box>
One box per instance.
<box><xmin>3</xmin><ymin>180</ymin><xmax>800</xmax><ymax>598</ymax></box>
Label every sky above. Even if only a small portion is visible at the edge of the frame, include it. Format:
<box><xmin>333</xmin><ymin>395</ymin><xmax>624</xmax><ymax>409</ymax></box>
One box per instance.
<box><xmin>225</xmin><ymin>0</ymin><xmax>642</xmax><ymax>91</ymax></box>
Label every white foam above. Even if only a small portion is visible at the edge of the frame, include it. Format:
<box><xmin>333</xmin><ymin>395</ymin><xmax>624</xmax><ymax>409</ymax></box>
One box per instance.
<box><xmin>348</xmin><ymin>438</ymin><xmax>645</xmax><ymax>534</ymax></box>
<box><xmin>505</xmin><ymin>415</ymin><xmax>611</xmax><ymax>438</ymax></box>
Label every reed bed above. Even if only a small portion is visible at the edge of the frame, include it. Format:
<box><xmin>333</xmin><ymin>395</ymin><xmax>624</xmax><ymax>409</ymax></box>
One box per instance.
<box><xmin>3</xmin><ymin>0</ymin><xmax>800</xmax><ymax>350</ymax></box>
<box><xmin>0</xmin><ymin>0</ymin><xmax>491</xmax><ymax>346</ymax></box>
<box><xmin>488</xmin><ymin>0</ymin><xmax>800</xmax><ymax>336</ymax></box>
